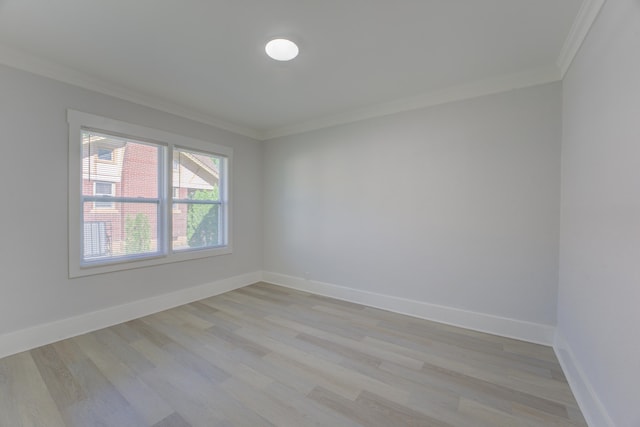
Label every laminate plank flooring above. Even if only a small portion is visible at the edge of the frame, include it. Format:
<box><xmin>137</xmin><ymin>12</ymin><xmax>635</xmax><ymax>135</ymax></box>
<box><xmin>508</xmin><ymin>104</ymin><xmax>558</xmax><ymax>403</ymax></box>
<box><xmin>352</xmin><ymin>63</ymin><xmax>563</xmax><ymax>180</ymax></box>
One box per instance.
<box><xmin>0</xmin><ymin>282</ymin><xmax>587</xmax><ymax>426</ymax></box>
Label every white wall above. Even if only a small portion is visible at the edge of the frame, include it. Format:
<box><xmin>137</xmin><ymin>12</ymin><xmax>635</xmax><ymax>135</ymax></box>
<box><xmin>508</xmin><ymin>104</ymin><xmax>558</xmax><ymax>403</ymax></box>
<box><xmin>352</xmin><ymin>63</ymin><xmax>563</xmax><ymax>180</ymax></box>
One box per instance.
<box><xmin>558</xmin><ymin>0</ymin><xmax>640</xmax><ymax>425</ymax></box>
<box><xmin>264</xmin><ymin>82</ymin><xmax>562</xmax><ymax>327</ymax></box>
<box><xmin>0</xmin><ymin>65</ymin><xmax>263</xmax><ymax>337</ymax></box>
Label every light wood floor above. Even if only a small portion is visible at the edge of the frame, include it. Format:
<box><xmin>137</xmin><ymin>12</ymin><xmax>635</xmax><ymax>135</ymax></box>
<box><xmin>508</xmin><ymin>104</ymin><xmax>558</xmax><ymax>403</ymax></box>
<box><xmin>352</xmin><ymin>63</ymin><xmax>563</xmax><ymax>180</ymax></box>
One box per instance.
<box><xmin>0</xmin><ymin>282</ymin><xmax>586</xmax><ymax>427</ymax></box>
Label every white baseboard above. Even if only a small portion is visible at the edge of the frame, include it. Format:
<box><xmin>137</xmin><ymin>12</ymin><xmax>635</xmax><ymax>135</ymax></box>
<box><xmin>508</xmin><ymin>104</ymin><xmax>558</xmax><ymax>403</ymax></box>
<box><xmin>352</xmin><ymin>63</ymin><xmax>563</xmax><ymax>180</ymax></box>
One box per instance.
<box><xmin>553</xmin><ymin>332</ymin><xmax>615</xmax><ymax>427</ymax></box>
<box><xmin>262</xmin><ymin>271</ymin><xmax>555</xmax><ymax>346</ymax></box>
<box><xmin>0</xmin><ymin>271</ymin><xmax>262</xmax><ymax>359</ymax></box>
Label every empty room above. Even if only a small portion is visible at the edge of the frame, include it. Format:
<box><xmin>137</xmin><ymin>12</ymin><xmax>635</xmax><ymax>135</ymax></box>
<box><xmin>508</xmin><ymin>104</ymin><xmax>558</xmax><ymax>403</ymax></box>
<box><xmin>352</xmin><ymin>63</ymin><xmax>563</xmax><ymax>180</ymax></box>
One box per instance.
<box><xmin>0</xmin><ymin>0</ymin><xmax>637</xmax><ymax>426</ymax></box>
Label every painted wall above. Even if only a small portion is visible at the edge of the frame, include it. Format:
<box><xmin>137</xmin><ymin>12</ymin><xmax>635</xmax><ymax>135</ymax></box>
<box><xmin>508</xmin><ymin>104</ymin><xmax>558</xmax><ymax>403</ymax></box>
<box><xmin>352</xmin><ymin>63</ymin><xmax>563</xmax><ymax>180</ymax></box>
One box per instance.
<box><xmin>264</xmin><ymin>82</ymin><xmax>562</xmax><ymax>326</ymax></box>
<box><xmin>0</xmin><ymin>64</ymin><xmax>263</xmax><ymax>335</ymax></box>
<box><xmin>558</xmin><ymin>0</ymin><xmax>640</xmax><ymax>425</ymax></box>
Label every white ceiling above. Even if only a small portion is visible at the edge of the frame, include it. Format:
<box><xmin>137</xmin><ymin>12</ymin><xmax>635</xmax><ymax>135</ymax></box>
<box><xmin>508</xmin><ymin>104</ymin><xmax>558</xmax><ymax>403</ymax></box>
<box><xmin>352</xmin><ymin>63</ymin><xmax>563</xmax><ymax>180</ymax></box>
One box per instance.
<box><xmin>0</xmin><ymin>0</ymin><xmax>584</xmax><ymax>139</ymax></box>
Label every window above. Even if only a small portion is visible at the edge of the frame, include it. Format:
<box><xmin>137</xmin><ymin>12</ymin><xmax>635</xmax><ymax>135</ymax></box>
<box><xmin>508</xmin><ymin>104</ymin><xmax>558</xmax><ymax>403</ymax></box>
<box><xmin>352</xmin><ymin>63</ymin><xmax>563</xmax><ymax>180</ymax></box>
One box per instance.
<box><xmin>93</xmin><ymin>181</ymin><xmax>115</xmax><ymax>208</ymax></box>
<box><xmin>97</xmin><ymin>147</ymin><xmax>114</xmax><ymax>161</ymax></box>
<box><xmin>68</xmin><ymin>110</ymin><xmax>232</xmax><ymax>277</ymax></box>
<box><xmin>173</xmin><ymin>148</ymin><xmax>226</xmax><ymax>250</ymax></box>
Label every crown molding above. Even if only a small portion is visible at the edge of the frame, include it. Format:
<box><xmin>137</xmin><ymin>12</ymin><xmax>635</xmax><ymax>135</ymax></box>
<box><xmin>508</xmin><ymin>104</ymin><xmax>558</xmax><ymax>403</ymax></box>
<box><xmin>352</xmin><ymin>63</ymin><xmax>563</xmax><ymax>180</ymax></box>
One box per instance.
<box><xmin>557</xmin><ymin>0</ymin><xmax>607</xmax><ymax>77</ymax></box>
<box><xmin>0</xmin><ymin>43</ymin><xmax>261</xmax><ymax>140</ymax></box>
<box><xmin>0</xmin><ymin>42</ymin><xmax>567</xmax><ymax>142</ymax></box>
<box><xmin>262</xmin><ymin>65</ymin><xmax>562</xmax><ymax>140</ymax></box>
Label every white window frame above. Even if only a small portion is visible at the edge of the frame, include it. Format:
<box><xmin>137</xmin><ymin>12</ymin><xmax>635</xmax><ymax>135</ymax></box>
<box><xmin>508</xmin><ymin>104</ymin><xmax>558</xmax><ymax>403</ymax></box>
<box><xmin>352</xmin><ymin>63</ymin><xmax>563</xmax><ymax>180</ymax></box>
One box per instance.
<box><xmin>68</xmin><ymin>109</ymin><xmax>233</xmax><ymax>278</ymax></box>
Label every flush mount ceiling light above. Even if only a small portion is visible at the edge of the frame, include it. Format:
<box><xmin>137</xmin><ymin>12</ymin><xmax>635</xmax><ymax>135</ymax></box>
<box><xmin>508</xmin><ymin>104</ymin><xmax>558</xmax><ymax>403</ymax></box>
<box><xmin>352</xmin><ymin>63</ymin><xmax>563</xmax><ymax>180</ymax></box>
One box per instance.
<box><xmin>265</xmin><ymin>38</ymin><xmax>299</xmax><ymax>61</ymax></box>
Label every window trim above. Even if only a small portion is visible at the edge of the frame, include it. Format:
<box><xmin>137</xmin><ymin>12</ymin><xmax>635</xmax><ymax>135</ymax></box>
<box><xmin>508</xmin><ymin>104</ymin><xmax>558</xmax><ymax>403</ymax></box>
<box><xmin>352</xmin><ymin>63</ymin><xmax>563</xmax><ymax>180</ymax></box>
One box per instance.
<box><xmin>68</xmin><ymin>109</ymin><xmax>233</xmax><ymax>278</ymax></box>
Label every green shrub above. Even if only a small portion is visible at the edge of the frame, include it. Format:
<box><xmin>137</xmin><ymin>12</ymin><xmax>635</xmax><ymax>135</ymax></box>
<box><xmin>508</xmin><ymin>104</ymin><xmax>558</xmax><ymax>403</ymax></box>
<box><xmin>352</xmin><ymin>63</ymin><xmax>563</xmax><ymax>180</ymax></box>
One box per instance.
<box><xmin>125</xmin><ymin>213</ymin><xmax>151</xmax><ymax>254</ymax></box>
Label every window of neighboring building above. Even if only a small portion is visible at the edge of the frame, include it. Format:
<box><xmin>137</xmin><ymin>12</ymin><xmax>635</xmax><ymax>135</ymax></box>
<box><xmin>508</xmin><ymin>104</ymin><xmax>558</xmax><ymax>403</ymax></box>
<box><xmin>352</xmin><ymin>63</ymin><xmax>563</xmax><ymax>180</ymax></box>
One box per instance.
<box><xmin>93</xmin><ymin>181</ymin><xmax>115</xmax><ymax>209</ymax></box>
<box><xmin>68</xmin><ymin>109</ymin><xmax>232</xmax><ymax>278</ymax></box>
<box><xmin>97</xmin><ymin>147</ymin><xmax>114</xmax><ymax>161</ymax></box>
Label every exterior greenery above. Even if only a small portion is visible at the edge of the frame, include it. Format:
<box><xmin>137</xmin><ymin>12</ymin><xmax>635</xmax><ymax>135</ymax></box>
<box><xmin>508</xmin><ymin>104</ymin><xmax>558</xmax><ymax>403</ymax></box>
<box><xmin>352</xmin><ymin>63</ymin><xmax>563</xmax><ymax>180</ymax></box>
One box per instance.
<box><xmin>125</xmin><ymin>213</ymin><xmax>151</xmax><ymax>254</ymax></box>
<box><xmin>187</xmin><ymin>186</ymin><xmax>220</xmax><ymax>248</ymax></box>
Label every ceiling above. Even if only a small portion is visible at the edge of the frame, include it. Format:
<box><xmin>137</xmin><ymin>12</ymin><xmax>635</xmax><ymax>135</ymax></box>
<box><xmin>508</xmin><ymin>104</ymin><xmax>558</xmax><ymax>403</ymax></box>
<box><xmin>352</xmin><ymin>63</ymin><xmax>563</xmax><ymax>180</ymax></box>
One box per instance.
<box><xmin>0</xmin><ymin>0</ymin><xmax>585</xmax><ymax>139</ymax></box>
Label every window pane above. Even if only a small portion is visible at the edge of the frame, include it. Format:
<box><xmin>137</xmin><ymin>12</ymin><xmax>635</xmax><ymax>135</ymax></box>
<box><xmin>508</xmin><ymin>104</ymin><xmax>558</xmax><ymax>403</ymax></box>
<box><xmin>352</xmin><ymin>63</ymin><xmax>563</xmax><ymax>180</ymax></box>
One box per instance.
<box><xmin>172</xmin><ymin>148</ymin><xmax>223</xmax><ymax>252</ymax></box>
<box><xmin>82</xmin><ymin>131</ymin><xmax>159</xmax><ymax>198</ymax></box>
<box><xmin>173</xmin><ymin>149</ymin><xmax>220</xmax><ymax>202</ymax></box>
<box><xmin>82</xmin><ymin>202</ymin><xmax>159</xmax><ymax>262</ymax></box>
<box><xmin>172</xmin><ymin>203</ymin><xmax>221</xmax><ymax>250</ymax></box>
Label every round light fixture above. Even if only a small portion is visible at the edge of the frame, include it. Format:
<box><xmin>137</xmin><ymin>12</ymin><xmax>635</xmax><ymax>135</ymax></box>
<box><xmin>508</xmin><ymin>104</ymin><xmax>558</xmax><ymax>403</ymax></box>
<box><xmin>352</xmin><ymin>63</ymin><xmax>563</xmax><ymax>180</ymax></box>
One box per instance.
<box><xmin>265</xmin><ymin>38</ymin><xmax>299</xmax><ymax>61</ymax></box>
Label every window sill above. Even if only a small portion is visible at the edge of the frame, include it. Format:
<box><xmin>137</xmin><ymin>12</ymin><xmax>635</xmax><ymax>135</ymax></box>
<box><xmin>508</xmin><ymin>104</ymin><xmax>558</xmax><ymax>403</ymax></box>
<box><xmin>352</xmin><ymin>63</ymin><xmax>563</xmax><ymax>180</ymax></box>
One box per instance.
<box><xmin>70</xmin><ymin>245</ymin><xmax>233</xmax><ymax>278</ymax></box>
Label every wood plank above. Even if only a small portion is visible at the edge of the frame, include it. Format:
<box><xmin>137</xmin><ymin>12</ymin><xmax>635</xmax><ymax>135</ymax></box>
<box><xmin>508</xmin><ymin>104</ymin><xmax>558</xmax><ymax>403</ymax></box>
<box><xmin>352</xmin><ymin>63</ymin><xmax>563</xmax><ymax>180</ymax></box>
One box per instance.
<box><xmin>0</xmin><ymin>351</ymin><xmax>66</xmax><ymax>427</ymax></box>
<box><xmin>30</xmin><ymin>345</ymin><xmax>86</xmax><ymax>409</ymax></box>
<box><xmin>151</xmin><ymin>412</ymin><xmax>191</xmax><ymax>427</ymax></box>
<box><xmin>73</xmin><ymin>333</ymin><xmax>174</xmax><ymax>426</ymax></box>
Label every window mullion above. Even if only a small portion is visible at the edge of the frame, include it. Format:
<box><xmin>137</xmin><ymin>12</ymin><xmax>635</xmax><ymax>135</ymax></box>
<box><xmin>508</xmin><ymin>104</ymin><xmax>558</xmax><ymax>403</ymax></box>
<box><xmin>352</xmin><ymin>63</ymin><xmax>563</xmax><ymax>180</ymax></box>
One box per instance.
<box><xmin>159</xmin><ymin>144</ymin><xmax>169</xmax><ymax>256</ymax></box>
<box><xmin>167</xmin><ymin>144</ymin><xmax>174</xmax><ymax>256</ymax></box>
<box><xmin>218</xmin><ymin>156</ymin><xmax>226</xmax><ymax>246</ymax></box>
